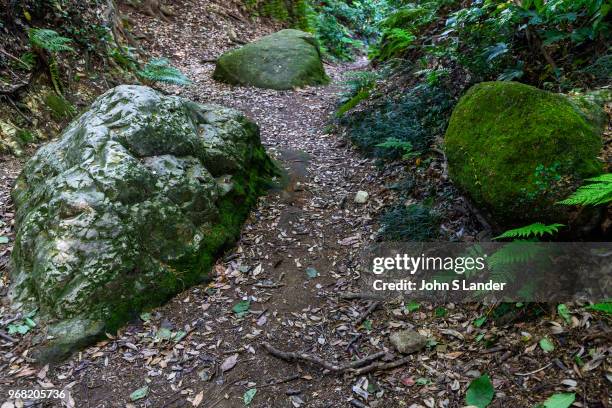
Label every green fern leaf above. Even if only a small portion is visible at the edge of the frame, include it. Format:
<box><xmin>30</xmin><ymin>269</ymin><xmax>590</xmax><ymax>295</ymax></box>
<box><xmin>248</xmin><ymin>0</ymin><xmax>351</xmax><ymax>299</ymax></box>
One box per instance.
<box><xmin>137</xmin><ymin>58</ymin><xmax>191</xmax><ymax>86</ymax></box>
<box><xmin>558</xmin><ymin>174</ymin><xmax>612</xmax><ymax>206</ymax></box>
<box><xmin>487</xmin><ymin>241</ymin><xmax>545</xmax><ymax>268</ymax></box>
<box><xmin>494</xmin><ymin>223</ymin><xmax>565</xmax><ymax>240</ymax></box>
<box><xmin>29</xmin><ymin>29</ymin><xmax>74</xmax><ymax>53</ymax></box>
<box><xmin>376</xmin><ymin>137</ymin><xmax>417</xmax><ymax>159</ymax></box>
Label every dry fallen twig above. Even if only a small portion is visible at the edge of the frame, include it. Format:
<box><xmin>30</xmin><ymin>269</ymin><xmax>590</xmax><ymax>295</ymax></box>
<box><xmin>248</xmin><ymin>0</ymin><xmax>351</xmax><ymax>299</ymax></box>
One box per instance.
<box><xmin>515</xmin><ymin>362</ymin><xmax>553</xmax><ymax>376</ymax></box>
<box><xmin>262</xmin><ymin>342</ymin><xmax>385</xmax><ymax>373</ymax></box>
<box><xmin>350</xmin><ymin>355</ymin><xmax>413</xmax><ymax>376</ymax></box>
<box><xmin>354</xmin><ymin>301</ymin><xmax>380</xmax><ymax>327</ymax></box>
<box><xmin>0</xmin><ymin>330</ymin><xmax>17</xmax><ymax>343</ymax></box>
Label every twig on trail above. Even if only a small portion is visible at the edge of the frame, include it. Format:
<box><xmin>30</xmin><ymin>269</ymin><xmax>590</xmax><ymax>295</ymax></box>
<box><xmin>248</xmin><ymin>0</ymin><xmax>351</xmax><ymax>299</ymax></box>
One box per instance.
<box><xmin>345</xmin><ymin>334</ymin><xmax>362</xmax><ymax>351</ymax></box>
<box><xmin>481</xmin><ymin>345</ymin><xmax>507</xmax><ymax>354</ymax></box>
<box><xmin>255</xmin><ymin>308</ymin><xmax>268</xmax><ymax>319</ymax></box>
<box><xmin>515</xmin><ymin>362</ymin><xmax>553</xmax><ymax>376</ymax></box>
<box><xmin>350</xmin><ymin>355</ymin><xmax>412</xmax><ymax>376</ymax></box>
<box><xmin>339</xmin><ymin>292</ymin><xmax>384</xmax><ymax>301</ymax></box>
<box><xmin>0</xmin><ymin>331</ymin><xmax>17</xmax><ymax>343</ymax></box>
<box><xmin>581</xmin><ymin>330</ymin><xmax>612</xmax><ymax>343</ymax></box>
<box><xmin>258</xmin><ymin>374</ymin><xmax>300</xmax><ymax>389</ymax></box>
<box><xmin>262</xmin><ymin>342</ymin><xmax>385</xmax><ymax>373</ymax></box>
<box><xmin>254</xmin><ymin>282</ymin><xmax>284</xmax><ymax>288</ymax></box>
<box><xmin>350</xmin><ymin>399</ymin><xmax>369</xmax><ymax>408</ymax></box>
<box><xmin>354</xmin><ymin>301</ymin><xmax>380</xmax><ymax>327</ymax></box>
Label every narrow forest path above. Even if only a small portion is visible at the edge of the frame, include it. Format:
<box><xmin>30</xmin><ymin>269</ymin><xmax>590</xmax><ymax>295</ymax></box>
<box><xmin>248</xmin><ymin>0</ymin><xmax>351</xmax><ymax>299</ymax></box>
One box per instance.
<box><xmin>11</xmin><ymin>3</ymin><xmax>412</xmax><ymax>407</ymax></box>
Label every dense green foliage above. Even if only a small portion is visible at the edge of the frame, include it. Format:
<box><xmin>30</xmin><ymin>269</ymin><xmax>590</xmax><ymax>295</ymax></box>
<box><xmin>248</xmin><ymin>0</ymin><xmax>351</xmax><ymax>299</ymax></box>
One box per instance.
<box><xmin>310</xmin><ymin>0</ymin><xmax>382</xmax><ymax>60</ymax></box>
<box><xmin>340</xmin><ymin>81</ymin><xmax>453</xmax><ymax>157</ymax></box>
<box><xmin>370</xmin><ymin>0</ymin><xmax>610</xmax><ymax>88</ymax></box>
<box><xmin>380</xmin><ymin>204</ymin><xmax>439</xmax><ymax>240</ymax></box>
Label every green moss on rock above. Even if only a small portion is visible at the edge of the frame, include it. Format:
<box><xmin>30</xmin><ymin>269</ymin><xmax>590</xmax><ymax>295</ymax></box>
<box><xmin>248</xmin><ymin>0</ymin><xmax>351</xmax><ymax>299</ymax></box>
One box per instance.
<box><xmin>9</xmin><ymin>85</ymin><xmax>275</xmax><ymax>361</ymax></box>
<box><xmin>213</xmin><ymin>29</ymin><xmax>329</xmax><ymax>90</ymax></box>
<box><xmin>444</xmin><ymin>81</ymin><xmax>604</xmax><ymax>225</ymax></box>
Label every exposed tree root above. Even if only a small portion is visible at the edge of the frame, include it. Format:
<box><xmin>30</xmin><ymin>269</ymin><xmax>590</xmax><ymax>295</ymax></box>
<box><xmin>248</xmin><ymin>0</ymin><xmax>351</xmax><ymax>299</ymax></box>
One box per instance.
<box><xmin>263</xmin><ymin>342</ymin><xmax>416</xmax><ymax>376</ymax></box>
<box><xmin>262</xmin><ymin>342</ymin><xmax>385</xmax><ymax>373</ymax></box>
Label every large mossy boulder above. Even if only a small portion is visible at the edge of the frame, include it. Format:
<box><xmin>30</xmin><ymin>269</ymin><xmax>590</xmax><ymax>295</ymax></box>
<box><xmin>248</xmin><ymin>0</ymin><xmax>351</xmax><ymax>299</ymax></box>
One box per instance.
<box><xmin>445</xmin><ymin>81</ymin><xmax>605</xmax><ymax>225</ymax></box>
<box><xmin>9</xmin><ymin>85</ymin><xmax>275</xmax><ymax>360</ymax></box>
<box><xmin>213</xmin><ymin>29</ymin><xmax>329</xmax><ymax>90</ymax></box>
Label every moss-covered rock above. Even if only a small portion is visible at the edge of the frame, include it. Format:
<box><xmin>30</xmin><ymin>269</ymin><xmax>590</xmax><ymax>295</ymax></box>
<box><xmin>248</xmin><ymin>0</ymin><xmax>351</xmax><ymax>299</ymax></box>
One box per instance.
<box><xmin>444</xmin><ymin>81</ymin><xmax>604</xmax><ymax>225</ymax></box>
<box><xmin>9</xmin><ymin>85</ymin><xmax>275</xmax><ymax>361</ymax></box>
<box><xmin>213</xmin><ymin>29</ymin><xmax>329</xmax><ymax>90</ymax></box>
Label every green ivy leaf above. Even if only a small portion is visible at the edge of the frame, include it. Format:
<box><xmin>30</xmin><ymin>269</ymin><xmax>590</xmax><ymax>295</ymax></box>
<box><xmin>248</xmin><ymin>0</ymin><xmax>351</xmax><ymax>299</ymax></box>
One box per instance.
<box><xmin>542</xmin><ymin>393</ymin><xmax>575</xmax><ymax>408</ymax></box>
<box><xmin>306</xmin><ymin>267</ymin><xmax>319</xmax><ymax>279</ymax></box>
<box><xmin>0</xmin><ymin>236</ymin><xmax>9</xmax><ymax>244</ymax></box>
<box><xmin>232</xmin><ymin>300</ymin><xmax>251</xmax><ymax>317</ymax></box>
<box><xmin>156</xmin><ymin>327</ymin><xmax>172</xmax><ymax>340</ymax></box>
<box><xmin>435</xmin><ymin>307</ymin><xmax>446</xmax><ymax>317</ymax></box>
<box><xmin>416</xmin><ymin>377</ymin><xmax>430</xmax><ymax>385</ymax></box>
<box><xmin>8</xmin><ymin>324</ymin><xmax>30</xmax><ymax>335</ymax></box>
<box><xmin>140</xmin><ymin>312</ymin><xmax>151</xmax><ymax>322</ymax></box>
<box><xmin>466</xmin><ymin>374</ymin><xmax>494</xmax><ymax>408</ymax></box>
<box><xmin>539</xmin><ymin>337</ymin><xmax>555</xmax><ymax>352</ymax></box>
<box><xmin>363</xmin><ymin>319</ymin><xmax>372</xmax><ymax>331</ymax></box>
<box><xmin>405</xmin><ymin>301</ymin><xmax>420</xmax><ymax>312</ymax></box>
<box><xmin>557</xmin><ymin>304</ymin><xmax>571</xmax><ymax>323</ymax></box>
<box><xmin>173</xmin><ymin>330</ymin><xmax>187</xmax><ymax>342</ymax></box>
<box><xmin>474</xmin><ymin>316</ymin><xmax>487</xmax><ymax>327</ymax></box>
<box><xmin>243</xmin><ymin>388</ymin><xmax>257</xmax><ymax>405</ymax></box>
<box><xmin>130</xmin><ymin>386</ymin><xmax>149</xmax><ymax>401</ymax></box>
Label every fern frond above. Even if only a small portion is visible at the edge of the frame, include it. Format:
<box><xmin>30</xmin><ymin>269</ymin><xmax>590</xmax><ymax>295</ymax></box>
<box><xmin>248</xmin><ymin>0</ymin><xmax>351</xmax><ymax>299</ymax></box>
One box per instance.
<box><xmin>494</xmin><ymin>223</ymin><xmax>565</xmax><ymax>240</ymax></box>
<box><xmin>137</xmin><ymin>58</ymin><xmax>191</xmax><ymax>86</ymax></box>
<box><xmin>375</xmin><ymin>137</ymin><xmax>417</xmax><ymax>159</ymax></box>
<box><xmin>558</xmin><ymin>174</ymin><xmax>612</xmax><ymax>206</ymax></box>
<box><xmin>49</xmin><ymin>56</ymin><xmax>63</xmax><ymax>95</ymax></box>
<box><xmin>375</xmin><ymin>137</ymin><xmax>413</xmax><ymax>149</ymax></box>
<box><xmin>487</xmin><ymin>241</ymin><xmax>546</xmax><ymax>268</ymax></box>
<box><xmin>29</xmin><ymin>29</ymin><xmax>74</xmax><ymax>52</ymax></box>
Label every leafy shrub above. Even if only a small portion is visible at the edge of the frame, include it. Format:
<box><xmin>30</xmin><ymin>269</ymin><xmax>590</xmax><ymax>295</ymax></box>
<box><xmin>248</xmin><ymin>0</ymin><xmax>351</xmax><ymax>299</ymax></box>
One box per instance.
<box><xmin>337</xmin><ymin>71</ymin><xmax>378</xmax><ymax>116</ymax></box>
<box><xmin>313</xmin><ymin>12</ymin><xmax>358</xmax><ymax>60</ymax></box>
<box><xmin>370</xmin><ymin>1</ymin><xmax>450</xmax><ymax>61</ymax></box>
<box><xmin>371</xmin><ymin>28</ymin><xmax>415</xmax><ymax>60</ymax></box>
<box><xmin>443</xmin><ymin>0</ymin><xmax>612</xmax><ymax>86</ymax></box>
<box><xmin>311</xmin><ymin>0</ymin><xmax>382</xmax><ymax>60</ymax></box>
<box><xmin>379</xmin><ymin>204</ymin><xmax>439</xmax><ymax>241</ymax></box>
<box><xmin>341</xmin><ymin>81</ymin><xmax>453</xmax><ymax>157</ymax></box>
